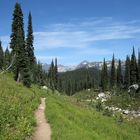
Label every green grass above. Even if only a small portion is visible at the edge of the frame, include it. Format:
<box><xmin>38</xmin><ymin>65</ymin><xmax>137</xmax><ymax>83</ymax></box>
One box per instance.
<box><xmin>1</xmin><ymin>74</ymin><xmax>140</xmax><ymax>140</ymax></box>
<box><xmin>0</xmin><ymin>73</ymin><xmax>41</xmax><ymax>140</ymax></box>
<box><xmin>105</xmin><ymin>93</ymin><xmax>140</xmax><ymax>111</ymax></box>
<box><xmin>45</xmin><ymin>92</ymin><xmax>140</xmax><ymax>140</ymax></box>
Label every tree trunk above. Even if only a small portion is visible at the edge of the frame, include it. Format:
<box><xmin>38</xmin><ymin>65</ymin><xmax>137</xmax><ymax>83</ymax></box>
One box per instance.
<box><xmin>17</xmin><ymin>72</ymin><xmax>21</xmax><ymax>82</ymax></box>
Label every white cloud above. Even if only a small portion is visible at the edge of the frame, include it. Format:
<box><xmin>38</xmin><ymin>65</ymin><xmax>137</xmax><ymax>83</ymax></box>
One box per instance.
<box><xmin>36</xmin><ymin>55</ymin><xmax>63</xmax><ymax>62</ymax></box>
<box><xmin>79</xmin><ymin>48</ymin><xmax>113</xmax><ymax>55</ymax></box>
<box><xmin>0</xmin><ymin>35</ymin><xmax>10</xmax><ymax>49</ymax></box>
<box><xmin>34</xmin><ymin>18</ymin><xmax>140</xmax><ymax>50</ymax></box>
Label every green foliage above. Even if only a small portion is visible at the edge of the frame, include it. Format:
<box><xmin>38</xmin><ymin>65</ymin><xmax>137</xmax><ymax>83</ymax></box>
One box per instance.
<box><xmin>26</xmin><ymin>12</ymin><xmax>35</xmax><ymax>67</ymax></box>
<box><xmin>103</xmin><ymin>108</ymin><xmax>113</xmax><ymax>117</ymax></box>
<box><xmin>105</xmin><ymin>90</ymin><xmax>140</xmax><ymax>110</ymax></box>
<box><xmin>124</xmin><ymin>55</ymin><xmax>130</xmax><ymax>88</ymax></box>
<box><xmin>45</xmin><ymin>92</ymin><xmax>140</xmax><ymax>140</ymax></box>
<box><xmin>0</xmin><ymin>41</ymin><xmax>4</xmax><ymax>69</ymax></box>
<box><xmin>117</xmin><ymin>59</ymin><xmax>123</xmax><ymax>88</ymax></box>
<box><xmin>130</xmin><ymin>47</ymin><xmax>137</xmax><ymax>84</ymax></box>
<box><xmin>4</xmin><ymin>47</ymin><xmax>11</xmax><ymax>69</ymax></box>
<box><xmin>33</xmin><ymin>61</ymin><xmax>47</xmax><ymax>86</ymax></box>
<box><xmin>117</xmin><ymin>114</ymin><xmax>124</xmax><ymax>123</ymax></box>
<box><xmin>48</xmin><ymin>59</ymin><xmax>58</xmax><ymax>90</ymax></box>
<box><xmin>58</xmin><ymin>67</ymin><xmax>99</xmax><ymax>95</ymax></box>
<box><xmin>0</xmin><ymin>74</ymin><xmax>40</xmax><ymax>140</ymax></box>
<box><xmin>110</xmin><ymin>54</ymin><xmax>116</xmax><ymax>88</ymax></box>
<box><xmin>96</xmin><ymin>100</ymin><xmax>103</xmax><ymax>112</ymax></box>
<box><xmin>100</xmin><ymin>58</ymin><xmax>108</xmax><ymax>91</ymax></box>
<box><xmin>10</xmin><ymin>2</ymin><xmax>28</xmax><ymax>83</ymax></box>
<box><xmin>137</xmin><ymin>51</ymin><xmax>140</xmax><ymax>83</ymax></box>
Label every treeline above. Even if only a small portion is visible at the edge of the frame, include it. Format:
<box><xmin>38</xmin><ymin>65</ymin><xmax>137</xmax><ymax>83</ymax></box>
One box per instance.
<box><xmin>101</xmin><ymin>47</ymin><xmax>140</xmax><ymax>91</ymax></box>
<box><xmin>57</xmin><ymin>67</ymin><xmax>100</xmax><ymax>96</ymax></box>
<box><xmin>47</xmin><ymin>47</ymin><xmax>140</xmax><ymax>96</ymax></box>
<box><xmin>47</xmin><ymin>59</ymin><xmax>100</xmax><ymax>96</ymax></box>
<box><xmin>0</xmin><ymin>3</ymin><xmax>46</xmax><ymax>87</ymax></box>
<box><xmin>47</xmin><ymin>58</ymin><xmax>58</xmax><ymax>90</ymax></box>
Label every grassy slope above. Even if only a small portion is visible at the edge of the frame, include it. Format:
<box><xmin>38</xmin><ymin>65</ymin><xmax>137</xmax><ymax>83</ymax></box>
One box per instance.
<box><xmin>45</xmin><ymin>92</ymin><xmax>140</xmax><ymax>140</ymax></box>
<box><xmin>0</xmin><ymin>74</ymin><xmax>41</xmax><ymax>140</ymax></box>
<box><xmin>1</xmin><ymin>74</ymin><xmax>140</xmax><ymax>140</ymax></box>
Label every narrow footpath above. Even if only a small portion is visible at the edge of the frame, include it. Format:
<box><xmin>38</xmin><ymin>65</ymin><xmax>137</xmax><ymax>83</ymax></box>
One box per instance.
<box><xmin>32</xmin><ymin>98</ymin><xmax>51</xmax><ymax>140</ymax></box>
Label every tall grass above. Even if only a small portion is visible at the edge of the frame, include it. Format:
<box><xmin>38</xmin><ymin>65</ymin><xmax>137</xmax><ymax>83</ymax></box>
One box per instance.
<box><xmin>0</xmin><ymin>74</ymin><xmax>40</xmax><ymax>140</ymax></box>
<box><xmin>45</xmin><ymin>92</ymin><xmax>140</xmax><ymax>140</ymax></box>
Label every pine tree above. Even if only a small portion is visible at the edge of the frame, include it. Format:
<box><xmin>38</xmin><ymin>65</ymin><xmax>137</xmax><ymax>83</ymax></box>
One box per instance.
<box><xmin>110</xmin><ymin>54</ymin><xmax>116</xmax><ymax>88</ymax></box>
<box><xmin>130</xmin><ymin>47</ymin><xmax>137</xmax><ymax>84</ymax></box>
<box><xmin>10</xmin><ymin>3</ymin><xmax>24</xmax><ymax>81</ymax></box>
<box><xmin>124</xmin><ymin>55</ymin><xmax>130</xmax><ymax>88</ymax></box>
<box><xmin>4</xmin><ymin>47</ymin><xmax>11</xmax><ymax>69</ymax></box>
<box><xmin>137</xmin><ymin>51</ymin><xmax>140</xmax><ymax>83</ymax></box>
<box><xmin>10</xmin><ymin>3</ymin><xmax>31</xmax><ymax>87</ymax></box>
<box><xmin>54</xmin><ymin>58</ymin><xmax>58</xmax><ymax>89</ymax></box>
<box><xmin>48</xmin><ymin>60</ymin><xmax>55</xmax><ymax>89</ymax></box>
<box><xmin>101</xmin><ymin>58</ymin><xmax>108</xmax><ymax>91</ymax></box>
<box><xmin>117</xmin><ymin>59</ymin><xmax>123</xmax><ymax>88</ymax></box>
<box><xmin>26</xmin><ymin>12</ymin><xmax>34</xmax><ymax>65</ymax></box>
<box><xmin>0</xmin><ymin>41</ymin><xmax>4</xmax><ymax>70</ymax></box>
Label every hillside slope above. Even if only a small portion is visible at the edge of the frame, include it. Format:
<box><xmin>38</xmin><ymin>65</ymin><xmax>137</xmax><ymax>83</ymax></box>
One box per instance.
<box><xmin>45</xmin><ymin>93</ymin><xmax>140</xmax><ymax>140</ymax></box>
<box><xmin>0</xmin><ymin>74</ymin><xmax>41</xmax><ymax>140</ymax></box>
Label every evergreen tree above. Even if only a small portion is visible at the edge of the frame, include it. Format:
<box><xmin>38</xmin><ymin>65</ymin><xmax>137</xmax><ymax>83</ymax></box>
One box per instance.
<box><xmin>48</xmin><ymin>60</ymin><xmax>55</xmax><ymax>89</ymax></box>
<box><xmin>4</xmin><ymin>47</ymin><xmax>11</xmax><ymax>69</ymax></box>
<box><xmin>0</xmin><ymin>41</ymin><xmax>4</xmax><ymax>70</ymax></box>
<box><xmin>124</xmin><ymin>55</ymin><xmax>130</xmax><ymax>88</ymax></box>
<box><xmin>117</xmin><ymin>59</ymin><xmax>123</xmax><ymax>88</ymax></box>
<box><xmin>130</xmin><ymin>47</ymin><xmax>137</xmax><ymax>84</ymax></box>
<box><xmin>10</xmin><ymin>3</ymin><xmax>31</xmax><ymax>87</ymax></box>
<box><xmin>110</xmin><ymin>54</ymin><xmax>116</xmax><ymax>88</ymax></box>
<box><xmin>54</xmin><ymin>58</ymin><xmax>58</xmax><ymax>89</ymax></box>
<box><xmin>137</xmin><ymin>51</ymin><xmax>140</xmax><ymax>83</ymax></box>
<box><xmin>101</xmin><ymin>58</ymin><xmax>108</xmax><ymax>91</ymax></box>
<box><xmin>26</xmin><ymin>12</ymin><xmax>34</xmax><ymax>66</ymax></box>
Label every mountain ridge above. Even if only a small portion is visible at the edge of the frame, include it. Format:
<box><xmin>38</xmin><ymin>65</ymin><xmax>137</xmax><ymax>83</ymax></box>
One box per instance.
<box><xmin>42</xmin><ymin>59</ymin><xmax>125</xmax><ymax>72</ymax></box>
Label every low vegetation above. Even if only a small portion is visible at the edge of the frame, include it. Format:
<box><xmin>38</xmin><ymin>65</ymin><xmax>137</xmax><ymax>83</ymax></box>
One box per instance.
<box><xmin>0</xmin><ymin>74</ymin><xmax>41</xmax><ymax>140</ymax></box>
<box><xmin>45</xmin><ymin>91</ymin><xmax>140</xmax><ymax>140</ymax></box>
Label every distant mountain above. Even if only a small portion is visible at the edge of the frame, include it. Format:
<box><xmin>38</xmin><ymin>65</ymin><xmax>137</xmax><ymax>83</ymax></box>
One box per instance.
<box><xmin>42</xmin><ymin>59</ymin><xmax>125</xmax><ymax>73</ymax></box>
<box><xmin>42</xmin><ymin>64</ymin><xmax>76</xmax><ymax>73</ymax></box>
<box><xmin>42</xmin><ymin>63</ymin><xmax>50</xmax><ymax>72</ymax></box>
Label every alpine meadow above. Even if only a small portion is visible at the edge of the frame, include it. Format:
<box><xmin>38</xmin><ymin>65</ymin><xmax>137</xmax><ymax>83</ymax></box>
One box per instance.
<box><xmin>0</xmin><ymin>1</ymin><xmax>140</xmax><ymax>140</ymax></box>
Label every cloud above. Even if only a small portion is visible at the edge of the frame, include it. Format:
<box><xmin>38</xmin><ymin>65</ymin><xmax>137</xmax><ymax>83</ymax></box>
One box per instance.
<box><xmin>79</xmin><ymin>48</ymin><xmax>113</xmax><ymax>55</ymax></box>
<box><xmin>0</xmin><ymin>35</ymin><xmax>10</xmax><ymax>49</ymax></box>
<box><xmin>1</xmin><ymin>18</ymin><xmax>140</xmax><ymax>64</ymax></box>
<box><xmin>34</xmin><ymin>18</ymin><xmax>140</xmax><ymax>50</ymax></box>
<box><xmin>36</xmin><ymin>55</ymin><xmax>63</xmax><ymax>62</ymax></box>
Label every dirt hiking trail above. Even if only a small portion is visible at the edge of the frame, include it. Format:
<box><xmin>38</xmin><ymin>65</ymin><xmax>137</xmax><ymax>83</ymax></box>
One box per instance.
<box><xmin>31</xmin><ymin>98</ymin><xmax>51</xmax><ymax>140</ymax></box>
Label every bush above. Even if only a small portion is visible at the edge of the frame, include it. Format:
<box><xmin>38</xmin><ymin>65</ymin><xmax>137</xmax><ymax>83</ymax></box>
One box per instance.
<box><xmin>103</xmin><ymin>108</ymin><xmax>113</xmax><ymax>117</ymax></box>
<box><xmin>96</xmin><ymin>100</ymin><xmax>103</xmax><ymax>111</ymax></box>
<box><xmin>117</xmin><ymin>114</ymin><xmax>123</xmax><ymax>123</ymax></box>
<box><xmin>0</xmin><ymin>74</ymin><xmax>40</xmax><ymax>140</ymax></box>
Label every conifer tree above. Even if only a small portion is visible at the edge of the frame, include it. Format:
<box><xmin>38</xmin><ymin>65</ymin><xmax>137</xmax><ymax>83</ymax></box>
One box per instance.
<box><xmin>10</xmin><ymin>3</ymin><xmax>24</xmax><ymax>81</ymax></box>
<box><xmin>54</xmin><ymin>58</ymin><xmax>58</xmax><ymax>89</ymax></box>
<box><xmin>26</xmin><ymin>12</ymin><xmax>34</xmax><ymax>66</ymax></box>
<box><xmin>117</xmin><ymin>59</ymin><xmax>123</xmax><ymax>88</ymax></box>
<box><xmin>0</xmin><ymin>41</ymin><xmax>4</xmax><ymax>70</ymax></box>
<box><xmin>101</xmin><ymin>58</ymin><xmax>108</xmax><ymax>91</ymax></box>
<box><xmin>124</xmin><ymin>55</ymin><xmax>130</xmax><ymax>88</ymax></box>
<box><xmin>137</xmin><ymin>51</ymin><xmax>140</xmax><ymax>83</ymax></box>
<box><xmin>110</xmin><ymin>54</ymin><xmax>116</xmax><ymax>88</ymax></box>
<box><xmin>10</xmin><ymin>3</ymin><xmax>31</xmax><ymax>87</ymax></box>
<box><xmin>130</xmin><ymin>47</ymin><xmax>137</xmax><ymax>84</ymax></box>
<box><xmin>4</xmin><ymin>47</ymin><xmax>11</xmax><ymax>69</ymax></box>
<box><xmin>48</xmin><ymin>60</ymin><xmax>55</xmax><ymax>89</ymax></box>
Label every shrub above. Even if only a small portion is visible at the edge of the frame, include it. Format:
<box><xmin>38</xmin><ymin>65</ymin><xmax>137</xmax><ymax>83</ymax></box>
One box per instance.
<box><xmin>96</xmin><ymin>100</ymin><xmax>103</xmax><ymax>111</ymax></box>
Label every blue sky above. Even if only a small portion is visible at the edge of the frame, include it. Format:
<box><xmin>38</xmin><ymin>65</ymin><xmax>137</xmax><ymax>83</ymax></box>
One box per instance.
<box><xmin>0</xmin><ymin>0</ymin><xmax>140</xmax><ymax>65</ymax></box>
